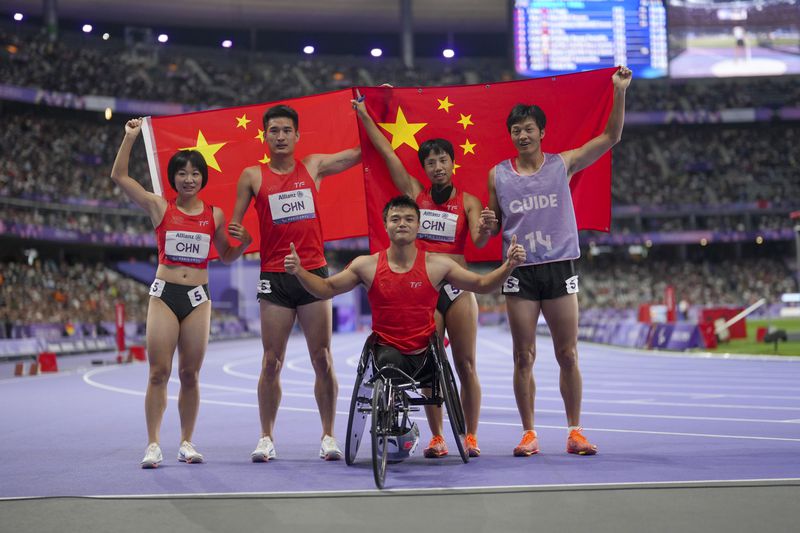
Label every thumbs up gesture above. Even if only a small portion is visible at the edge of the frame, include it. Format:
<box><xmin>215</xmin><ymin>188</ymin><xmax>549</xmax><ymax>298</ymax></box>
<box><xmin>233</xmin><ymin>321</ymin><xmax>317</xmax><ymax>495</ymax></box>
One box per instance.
<box><xmin>284</xmin><ymin>242</ymin><xmax>301</xmax><ymax>275</ymax></box>
<box><xmin>506</xmin><ymin>234</ymin><xmax>526</xmax><ymax>268</ymax></box>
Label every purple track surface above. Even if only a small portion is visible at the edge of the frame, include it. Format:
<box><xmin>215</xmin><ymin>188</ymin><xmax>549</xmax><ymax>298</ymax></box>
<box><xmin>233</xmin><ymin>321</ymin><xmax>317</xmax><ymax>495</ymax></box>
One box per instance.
<box><xmin>2</xmin><ymin>326</ymin><xmax>799</xmax><ymax>498</ymax></box>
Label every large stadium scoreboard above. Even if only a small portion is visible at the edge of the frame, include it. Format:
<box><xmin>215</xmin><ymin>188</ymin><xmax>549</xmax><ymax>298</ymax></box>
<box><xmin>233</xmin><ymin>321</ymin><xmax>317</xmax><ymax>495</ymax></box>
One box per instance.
<box><xmin>514</xmin><ymin>0</ymin><xmax>669</xmax><ymax>78</ymax></box>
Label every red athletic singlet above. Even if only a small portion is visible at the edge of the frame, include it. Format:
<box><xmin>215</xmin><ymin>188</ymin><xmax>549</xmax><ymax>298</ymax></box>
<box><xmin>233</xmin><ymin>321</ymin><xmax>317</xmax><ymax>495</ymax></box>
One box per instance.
<box><xmin>156</xmin><ymin>201</ymin><xmax>216</xmax><ymax>269</ymax></box>
<box><xmin>368</xmin><ymin>249</ymin><xmax>439</xmax><ymax>353</ymax></box>
<box><xmin>415</xmin><ymin>189</ymin><xmax>468</xmax><ymax>255</ymax></box>
<box><xmin>254</xmin><ymin>161</ymin><xmax>326</xmax><ymax>272</ymax></box>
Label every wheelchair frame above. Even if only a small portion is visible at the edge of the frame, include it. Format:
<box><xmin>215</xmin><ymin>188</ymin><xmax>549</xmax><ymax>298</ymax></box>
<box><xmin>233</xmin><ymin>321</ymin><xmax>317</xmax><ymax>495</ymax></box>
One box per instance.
<box><xmin>344</xmin><ymin>332</ymin><xmax>468</xmax><ymax>489</ymax></box>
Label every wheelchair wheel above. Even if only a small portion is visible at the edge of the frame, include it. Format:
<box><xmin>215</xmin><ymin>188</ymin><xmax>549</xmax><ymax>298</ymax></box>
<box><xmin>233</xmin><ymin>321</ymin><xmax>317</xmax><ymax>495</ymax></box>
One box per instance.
<box><xmin>440</xmin><ymin>354</ymin><xmax>469</xmax><ymax>464</ymax></box>
<box><xmin>371</xmin><ymin>377</ymin><xmax>390</xmax><ymax>489</ymax></box>
<box><xmin>345</xmin><ymin>360</ymin><xmax>374</xmax><ymax>465</ymax></box>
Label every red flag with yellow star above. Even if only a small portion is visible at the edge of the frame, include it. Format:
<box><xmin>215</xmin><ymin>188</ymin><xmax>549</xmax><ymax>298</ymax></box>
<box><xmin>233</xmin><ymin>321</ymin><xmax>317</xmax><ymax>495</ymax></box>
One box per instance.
<box><xmin>141</xmin><ymin>89</ymin><xmax>365</xmax><ymax>259</ymax></box>
<box><xmin>355</xmin><ymin>68</ymin><xmax>616</xmax><ymax>262</ymax></box>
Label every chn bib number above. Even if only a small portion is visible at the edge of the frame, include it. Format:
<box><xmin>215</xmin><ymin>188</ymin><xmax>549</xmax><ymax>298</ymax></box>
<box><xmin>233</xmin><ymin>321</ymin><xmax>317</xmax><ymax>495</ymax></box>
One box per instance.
<box><xmin>418</xmin><ymin>209</ymin><xmax>458</xmax><ymax>242</ymax></box>
<box><xmin>269</xmin><ymin>188</ymin><xmax>316</xmax><ymax>224</ymax></box>
<box><xmin>165</xmin><ymin>231</ymin><xmax>211</xmax><ymax>263</ymax></box>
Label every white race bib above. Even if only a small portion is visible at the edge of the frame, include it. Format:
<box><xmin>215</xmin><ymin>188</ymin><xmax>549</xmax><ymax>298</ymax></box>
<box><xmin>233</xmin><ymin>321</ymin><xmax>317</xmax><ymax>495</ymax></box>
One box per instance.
<box><xmin>443</xmin><ymin>283</ymin><xmax>463</xmax><ymax>302</ymax></box>
<box><xmin>268</xmin><ymin>188</ymin><xmax>316</xmax><ymax>224</ymax></box>
<box><xmin>418</xmin><ymin>209</ymin><xmax>458</xmax><ymax>242</ymax></box>
<box><xmin>187</xmin><ymin>285</ymin><xmax>209</xmax><ymax>307</ymax></box>
<box><xmin>258</xmin><ymin>279</ymin><xmax>272</xmax><ymax>294</ymax></box>
<box><xmin>502</xmin><ymin>276</ymin><xmax>520</xmax><ymax>294</ymax></box>
<box><xmin>149</xmin><ymin>278</ymin><xmax>165</xmax><ymax>297</ymax></box>
<box><xmin>165</xmin><ymin>231</ymin><xmax>211</xmax><ymax>264</ymax></box>
<box><xmin>565</xmin><ymin>275</ymin><xmax>579</xmax><ymax>294</ymax></box>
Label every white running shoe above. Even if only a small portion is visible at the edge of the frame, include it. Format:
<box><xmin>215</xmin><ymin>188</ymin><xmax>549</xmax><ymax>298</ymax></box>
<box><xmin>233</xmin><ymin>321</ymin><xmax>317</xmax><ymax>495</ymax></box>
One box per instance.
<box><xmin>141</xmin><ymin>443</ymin><xmax>163</xmax><ymax>469</ymax></box>
<box><xmin>177</xmin><ymin>441</ymin><xmax>204</xmax><ymax>463</ymax></box>
<box><xmin>319</xmin><ymin>435</ymin><xmax>343</xmax><ymax>461</ymax></box>
<box><xmin>251</xmin><ymin>436</ymin><xmax>276</xmax><ymax>462</ymax></box>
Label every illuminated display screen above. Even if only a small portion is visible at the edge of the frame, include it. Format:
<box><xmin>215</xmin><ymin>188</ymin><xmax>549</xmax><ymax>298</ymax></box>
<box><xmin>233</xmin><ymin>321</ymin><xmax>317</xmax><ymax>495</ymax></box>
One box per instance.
<box><xmin>513</xmin><ymin>0</ymin><xmax>669</xmax><ymax>78</ymax></box>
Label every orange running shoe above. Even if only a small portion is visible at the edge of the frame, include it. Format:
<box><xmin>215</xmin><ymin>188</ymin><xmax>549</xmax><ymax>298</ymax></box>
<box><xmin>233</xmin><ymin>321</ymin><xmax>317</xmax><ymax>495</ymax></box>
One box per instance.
<box><xmin>513</xmin><ymin>430</ymin><xmax>539</xmax><ymax>457</ymax></box>
<box><xmin>465</xmin><ymin>434</ymin><xmax>481</xmax><ymax>458</ymax></box>
<box><xmin>423</xmin><ymin>435</ymin><xmax>449</xmax><ymax>458</ymax></box>
<box><xmin>567</xmin><ymin>428</ymin><xmax>598</xmax><ymax>455</ymax></box>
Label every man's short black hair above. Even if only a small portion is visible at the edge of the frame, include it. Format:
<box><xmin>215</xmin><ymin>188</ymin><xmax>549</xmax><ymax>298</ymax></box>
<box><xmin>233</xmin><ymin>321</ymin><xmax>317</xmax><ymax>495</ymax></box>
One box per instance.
<box><xmin>263</xmin><ymin>104</ymin><xmax>299</xmax><ymax>131</ymax></box>
<box><xmin>167</xmin><ymin>150</ymin><xmax>208</xmax><ymax>191</ymax></box>
<box><xmin>418</xmin><ymin>138</ymin><xmax>455</xmax><ymax>167</ymax></box>
<box><xmin>382</xmin><ymin>195</ymin><xmax>420</xmax><ymax>223</ymax></box>
<box><xmin>506</xmin><ymin>104</ymin><xmax>547</xmax><ymax>132</ymax></box>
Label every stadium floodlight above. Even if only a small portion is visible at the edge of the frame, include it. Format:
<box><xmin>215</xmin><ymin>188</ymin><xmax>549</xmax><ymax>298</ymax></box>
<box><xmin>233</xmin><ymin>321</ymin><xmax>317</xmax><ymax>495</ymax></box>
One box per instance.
<box><xmin>13</xmin><ymin>13</ymin><xmax>24</xmax><ymax>21</ymax></box>
<box><xmin>370</xmin><ymin>48</ymin><xmax>383</xmax><ymax>57</ymax></box>
<box><xmin>222</xmin><ymin>40</ymin><xmax>233</xmax><ymax>48</ymax></box>
<box><xmin>442</xmin><ymin>48</ymin><xmax>455</xmax><ymax>59</ymax></box>
<box><xmin>303</xmin><ymin>45</ymin><xmax>315</xmax><ymax>55</ymax></box>
<box><xmin>102</xmin><ymin>33</ymin><xmax>110</xmax><ymax>40</ymax></box>
<box><xmin>82</xmin><ymin>24</ymin><xmax>92</xmax><ymax>33</ymax></box>
<box><xmin>158</xmin><ymin>34</ymin><xmax>168</xmax><ymax>43</ymax></box>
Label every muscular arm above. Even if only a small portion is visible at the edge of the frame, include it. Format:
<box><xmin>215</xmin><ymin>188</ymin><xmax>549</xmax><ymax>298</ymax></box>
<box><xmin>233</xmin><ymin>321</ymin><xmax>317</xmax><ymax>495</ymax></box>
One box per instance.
<box><xmin>561</xmin><ymin>66</ymin><xmax>631</xmax><ymax>180</ymax></box>
<box><xmin>212</xmin><ymin>207</ymin><xmax>252</xmax><ymax>264</ymax></box>
<box><xmin>110</xmin><ymin>118</ymin><xmax>165</xmax><ymax>226</ymax></box>
<box><xmin>483</xmin><ymin>166</ymin><xmax>502</xmax><ymax>237</ymax></box>
<box><xmin>353</xmin><ymin>99</ymin><xmax>423</xmax><ymax>198</ymax></box>
<box><xmin>285</xmin><ymin>244</ymin><xmax>370</xmax><ymax>299</ymax></box>
<box><xmin>430</xmin><ymin>235</ymin><xmax>526</xmax><ymax>293</ymax></box>
<box><xmin>465</xmin><ymin>192</ymin><xmax>493</xmax><ymax>249</ymax></box>
<box><xmin>231</xmin><ymin>166</ymin><xmax>258</xmax><ymax>224</ymax></box>
<box><xmin>304</xmin><ymin>147</ymin><xmax>362</xmax><ymax>189</ymax></box>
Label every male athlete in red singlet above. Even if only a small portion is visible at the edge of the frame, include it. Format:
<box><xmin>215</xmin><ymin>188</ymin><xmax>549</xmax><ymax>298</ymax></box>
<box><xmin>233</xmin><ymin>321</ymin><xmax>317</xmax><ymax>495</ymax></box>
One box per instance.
<box><xmin>231</xmin><ymin>105</ymin><xmax>361</xmax><ymax>462</ymax></box>
<box><xmin>284</xmin><ymin>196</ymin><xmax>526</xmax><ymax>394</ymax></box>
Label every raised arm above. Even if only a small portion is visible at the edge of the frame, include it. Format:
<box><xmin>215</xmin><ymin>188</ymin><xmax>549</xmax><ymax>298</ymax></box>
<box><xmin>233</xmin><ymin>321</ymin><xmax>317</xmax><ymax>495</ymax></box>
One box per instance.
<box><xmin>482</xmin><ymin>166</ymin><xmax>502</xmax><ymax>237</ymax></box>
<box><xmin>110</xmin><ymin>118</ymin><xmax>165</xmax><ymax>226</ymax></box>
<box><xmin>284</xmin><ymin>243</ymin><xmax>364</xmax><ymax>299</ymax></box>
<box><xmin>303</xmin><ymin>146</ymin><xmax>362</xmax><ymax>188</ymax></box>
<box><xmin>211</xmin><ymin>207</ymin><xmax>252</xmax><ymax>264</ymax></box>
<box><xmin>352</xmin><ymin>95</ymin><xmax>423</xmax><ymax>198</ymax></box>
<box><xmin>231</xmin><ymin>166</ymin><xmax>258</xmax><ymax>225</ymax></box>
<box><xmin>435</xmin><ymin>235</ymin><xmax>526</xmax><ymax>293</ymax></box>
<box><xmin>561</xmin><ymin>66</ymin><xmax>632</xmax><ymax>180</ymax></box>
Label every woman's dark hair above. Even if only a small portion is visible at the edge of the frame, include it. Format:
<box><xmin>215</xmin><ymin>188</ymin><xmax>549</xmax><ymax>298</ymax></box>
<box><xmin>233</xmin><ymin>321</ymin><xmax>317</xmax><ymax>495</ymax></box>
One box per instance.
<box><xmin>506</xmin><ymin>104</ymin><xmax>547</xmax><ymax>132</ymax></box>
<box><xmin>382</xmin><ymin>195</ymin><xmax>420</xmax><ymax>223</ymax></box>
<box><xmin>418</xmin><ymin>138</ymin><xmax>454</xmax><ymax>166</ymax></box>
<box><xmin>263</xmin><ymin>104</ymin><xmax>299</xmax><ymax>131</ymax></box>
<box><xmin>167</xmin><ymin>150</ymin><xmax>208</xmax><ymax>191</ymax></box>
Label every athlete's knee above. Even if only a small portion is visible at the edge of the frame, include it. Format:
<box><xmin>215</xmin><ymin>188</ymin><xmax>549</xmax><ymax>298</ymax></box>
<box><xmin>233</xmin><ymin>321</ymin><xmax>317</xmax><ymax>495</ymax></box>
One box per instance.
<box><xmin>148</xmin><ymin>365</ymin><xmax>170</xmax><ymax>387</ymax></box>
<box><xmin>261</xmin><ymin>353</ymin><xmax>283</xmax><ymax>379</ymax></box>
<box><xmin>555</xmin><ymin>343</ymin><xmax>578</xmax><ymax>369</ymax></box>
<box><xmin>178</xmin><ymin>366</ymin><xmax>200</xmax><ymax>387</ymax></box>
<box><xmin>454</xmin><ymin>354</ymin><xmax>477</xmax><ymax>377</ymax></box>
<box><xmin>513</xmin><ymin>346</ymin><xmax>536</xmax><ymax>370</ymax></box>
<box><xmin>308</xmin><ymin>347</ymin><xmax>333</xmax><ymax>375</ymax></box>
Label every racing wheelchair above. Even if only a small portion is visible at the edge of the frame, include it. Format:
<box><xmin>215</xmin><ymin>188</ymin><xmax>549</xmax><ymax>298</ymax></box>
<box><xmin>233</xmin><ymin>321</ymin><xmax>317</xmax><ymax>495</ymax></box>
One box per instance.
<box><xmin>344</xmin><ymin>332</ymin><xmax>469</xmax><ymax>489</ymax></box>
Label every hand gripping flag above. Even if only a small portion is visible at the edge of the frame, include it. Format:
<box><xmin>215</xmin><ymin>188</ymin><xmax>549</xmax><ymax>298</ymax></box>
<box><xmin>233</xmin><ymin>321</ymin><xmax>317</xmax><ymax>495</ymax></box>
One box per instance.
<box><xmin>141</xmin><ymin>89</ymin><xmax>367</xmax><ymax>260</ymax></box>
<box><xmin>355</xmin><ymin>67</ymin><xmax>616</xmax><ymax>262</ymax></box>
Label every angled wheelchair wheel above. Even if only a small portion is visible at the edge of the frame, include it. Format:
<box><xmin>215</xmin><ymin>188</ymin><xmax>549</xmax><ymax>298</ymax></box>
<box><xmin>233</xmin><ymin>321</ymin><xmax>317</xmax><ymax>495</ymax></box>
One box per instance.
<box><xmin>371</xmin><ymin>377</ymin><xmax>390</xmax><ymax>489</ymax></box>
<box><xmin>345</xmin><ymin>345</ymin><xmax>375</xmax><ymax>465</ymax></box>
<box><xmin>440</xmin><ymin>351</ymin><xmax>469</xmax><ymax>464</ymax></box>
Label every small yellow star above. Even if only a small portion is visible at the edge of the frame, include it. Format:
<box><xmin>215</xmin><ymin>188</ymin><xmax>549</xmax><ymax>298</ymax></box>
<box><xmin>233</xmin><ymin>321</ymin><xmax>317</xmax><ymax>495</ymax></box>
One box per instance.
<box><xmin>236</xmin><ymin>114</ymin><xmax>251</xmax><ymax>129</ymax></box>
<box><xmin>259</xmin><ymin>154</ymin><xmax>270</xmax><ymax>164</ymax></box>
<box><xmin>255</xmin><ymin>129</ymin><xmax>265</xmax><ymax>143</ymax></box>
<box><xmin>460</xmin><ymin>139</ymin><xmax>476</xmax><ymax>155</ymax></box>
<box><xmin>180</xmin><ymin>130</ymin><xmax>226</xmax><ymax>172</ymax></box>
<box><xmin>457</xmin><ymin>113</ymin><xmax>474</xmax><ymax>130</ymax></box>
<box><xmin>437</xmin><ymin>96</ymin><xmax>454</xmax><ymax>113</ymax></box>
<box><xmin>378</xmin><ymin>107</ymin><xmax>428</xmax><ymax>151</ymax></box>
<box><xmin>452</xmin><ymin>162</ymin><xmax>461</xmax><ymax>175</ymax></box>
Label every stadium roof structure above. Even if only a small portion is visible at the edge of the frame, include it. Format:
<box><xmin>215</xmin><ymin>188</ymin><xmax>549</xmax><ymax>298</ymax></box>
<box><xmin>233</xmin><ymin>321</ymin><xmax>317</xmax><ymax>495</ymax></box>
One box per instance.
<box><xmin>4</xmin><ymin>0</ymin><xmax>508</xmax><ymax>32</ymax></box>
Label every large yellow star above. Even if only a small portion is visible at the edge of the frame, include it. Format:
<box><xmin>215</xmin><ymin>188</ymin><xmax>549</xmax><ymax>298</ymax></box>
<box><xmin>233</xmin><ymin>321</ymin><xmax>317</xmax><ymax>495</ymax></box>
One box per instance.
<box><xmin>255</xmin><ymin>129</ymin><xmax>265</xmax><ymax>143</ymax></box>
<box><xmin>378</xmin><ymin>107</ymin><xmax>427</xmax><ymax>151</ymax></box>
<box><xmin>457</xmin><ymin>113</ymin><xmax>474</xmax><ymax>130</ymax></box>
<box><xmin>437</xmin><ymin>96</ymin><xmax>454</xmax><ymax>113</ymax></box>
<box><xmin>460</xmin><ymin>138</ymin><xmax>476</xmax><ymax>155</ymax></box>
<box><xmin>181</xmin><ymin>130</ymin><xmax>226</xmax><ymax>172</ymax></box>
<box><xmin>259</xmin><ymin>154</ymin><xmax>271</xmax><ymax>164</ymax></box>
<box><xmin>236</xmin><ymin>114</ymin><xmax>251</xmax><ymax>129</ymax></box>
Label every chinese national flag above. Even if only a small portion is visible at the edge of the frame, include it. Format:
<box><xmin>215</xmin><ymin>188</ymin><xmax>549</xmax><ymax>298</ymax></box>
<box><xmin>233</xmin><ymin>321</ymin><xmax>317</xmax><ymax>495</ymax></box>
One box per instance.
<box><xmin>355</xmin><ymin>67</ymin><xmax>616</xmax><ymax>262</ymax></box>
<box><xmin>142</xmin><ymin>89</ymin><xmax>366</xmax><ymax>260</ymax></box>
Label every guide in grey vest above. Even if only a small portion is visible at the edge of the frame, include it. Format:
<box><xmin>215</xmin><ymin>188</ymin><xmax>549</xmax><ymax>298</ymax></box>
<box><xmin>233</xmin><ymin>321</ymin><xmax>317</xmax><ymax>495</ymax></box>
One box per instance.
<box><xmin>494</xmin><ymin>154</ymin><xmax>580</xmax><ymax>266</ymax></box>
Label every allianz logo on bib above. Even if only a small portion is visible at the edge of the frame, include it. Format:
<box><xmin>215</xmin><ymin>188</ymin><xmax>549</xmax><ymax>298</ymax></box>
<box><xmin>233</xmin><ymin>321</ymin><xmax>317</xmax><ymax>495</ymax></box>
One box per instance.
<box><xmin>509</xmin><ymin>194</ymin><xmax>558</xmax><ymax>214</ymax></box>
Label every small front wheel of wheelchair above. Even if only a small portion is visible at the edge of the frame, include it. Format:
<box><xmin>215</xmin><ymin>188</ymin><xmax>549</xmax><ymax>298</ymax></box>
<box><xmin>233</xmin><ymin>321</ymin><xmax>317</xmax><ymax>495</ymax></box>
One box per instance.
<box><xmin>371</xmin><ymin>378</ymin><xmax>389</xmax><ymax>489</ymax></box>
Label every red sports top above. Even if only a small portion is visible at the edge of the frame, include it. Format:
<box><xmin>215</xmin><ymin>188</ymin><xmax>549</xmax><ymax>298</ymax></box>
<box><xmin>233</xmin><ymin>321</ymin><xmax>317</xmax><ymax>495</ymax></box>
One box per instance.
<box><xmin>254</xmin><ymin>161</ymin><xmax>326</xmax><ymax>272</ymax></box>
<box><xmin>156</xmin><ymin>201</ymin><xmax>216</xmax><ymax>269</ymax></box>
<box><xmin>367</xmin><ymin>249</ymin><xmax>439</xmax><ymax>353</ymax></box>
<box><xmin>415</xmin><ymin>189</ymin><xmax>469</xmax><ymax>255</ymax></box>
